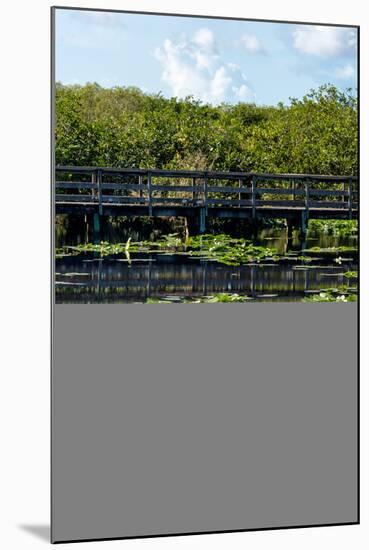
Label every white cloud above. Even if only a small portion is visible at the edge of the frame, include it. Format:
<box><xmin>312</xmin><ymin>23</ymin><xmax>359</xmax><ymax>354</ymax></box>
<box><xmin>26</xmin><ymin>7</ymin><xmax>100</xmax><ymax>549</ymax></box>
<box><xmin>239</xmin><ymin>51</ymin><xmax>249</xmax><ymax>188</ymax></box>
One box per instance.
<box><xmin>241</xmin><ymin>34</ymin><xmax>264</xmax><ymax>54</ymax></box>
<box><xmin>292</xmin><ymin>26</ymin><xmax>357</xmax><ymax>57</ymax></box>
<box><xmin>154</xmin><ymin>38</ymin><xmax>206</xmax><ymax>100</ymax></box>
<box><xmin>227</xmin><ymin>63</ymin><xmax>253</xmax><ymax>101</ymax></box>
<box><xmin>209</xmin><ymin>67</ymin><xmax>232</xmax><ymax>102</ymax></box>
<box><xmin>193</xmin><ymin>28</ymin><xmax>217</xmax><ymax>52</ymax></box>
<box><xmin>191</xmin><ymin>28</ymin><xmax>219</xmax><ymax>70</ymax></box>
<box><xmin>233</xmin><ymin>84</ymin><xmax>252</xmax><ymax>100</ymax></box>
<box><xmin>335</xmin><ymin>64</ymin><xmax>355</xmax><ymax>80</ymax></box>
<box><xmin>153</xmin><ymin>29</ymin><xmax>254</xmax><ymax>104</ymax></box>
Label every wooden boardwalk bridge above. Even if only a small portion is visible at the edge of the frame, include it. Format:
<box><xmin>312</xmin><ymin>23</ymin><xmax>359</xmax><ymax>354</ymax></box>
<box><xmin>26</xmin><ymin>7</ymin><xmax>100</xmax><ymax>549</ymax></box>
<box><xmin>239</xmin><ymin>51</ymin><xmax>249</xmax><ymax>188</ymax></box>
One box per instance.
<box><xmin>55</xmin><ymin>166</ymin><xmax>358</xmax><ymax>238</ymax></box>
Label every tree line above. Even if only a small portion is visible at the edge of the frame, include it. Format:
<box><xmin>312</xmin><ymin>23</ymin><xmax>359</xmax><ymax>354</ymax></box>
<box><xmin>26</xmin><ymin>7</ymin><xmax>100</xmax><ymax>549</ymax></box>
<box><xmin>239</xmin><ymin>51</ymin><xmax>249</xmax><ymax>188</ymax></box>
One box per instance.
<box><xmin>55</xmin><ymin>82</ymin><xmax>357</xmax><ymax>176</ymax></box>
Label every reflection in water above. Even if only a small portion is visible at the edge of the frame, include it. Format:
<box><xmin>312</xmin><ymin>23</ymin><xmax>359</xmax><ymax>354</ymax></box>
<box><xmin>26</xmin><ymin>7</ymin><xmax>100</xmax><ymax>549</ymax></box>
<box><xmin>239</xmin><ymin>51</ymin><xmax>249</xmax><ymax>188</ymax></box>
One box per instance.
<box><xmin>257</xmin><ymin>228</ymin><xmax>356</xmax><ymax>254</ymax></box>
<box><xmin>55</xmin><ymin>228</ymin><xmax>357</xmax><ymax>303</ymax></box>
<box><xmin>55</xmin><ymin>252</ymin><xmax>356</xmax><ymax>303</ymax></box>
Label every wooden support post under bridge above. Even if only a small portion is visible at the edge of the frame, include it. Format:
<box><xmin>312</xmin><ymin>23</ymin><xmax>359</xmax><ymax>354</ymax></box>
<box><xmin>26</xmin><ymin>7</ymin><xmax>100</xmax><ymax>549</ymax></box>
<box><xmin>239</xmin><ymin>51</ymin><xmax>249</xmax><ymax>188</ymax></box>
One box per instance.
<box><xmin>186</xmin><ymin>208</ymin><xmax>207</xmax><ymax>236</ymax></box>
<box><xmin>299</xmin><ymin>211</ymin><xmax>308</xmax><ymax>250</ymax></box>
<box><xmin>93</xmin><ymin>213</ymin><xmax>100</xmax><ymax>244</ymax></box>
<box><xmin>199</xmin><ymin>207</ymin><xmax>206</xmax><ymax>233</ymax></box>
<box><xmin>286</xmin><ymin>219</ymin><xmax>294</xmax><ymax>242</ymax></box>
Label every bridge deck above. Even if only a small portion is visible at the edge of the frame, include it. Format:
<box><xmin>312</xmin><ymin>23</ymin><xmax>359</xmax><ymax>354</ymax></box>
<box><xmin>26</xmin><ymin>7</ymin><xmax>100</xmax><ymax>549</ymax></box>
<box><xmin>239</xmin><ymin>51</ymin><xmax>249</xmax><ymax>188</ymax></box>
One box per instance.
<box><xmin>55</xmin><ymin>202</ymin><xmax>357</xmax><ymax>220</ymax></box>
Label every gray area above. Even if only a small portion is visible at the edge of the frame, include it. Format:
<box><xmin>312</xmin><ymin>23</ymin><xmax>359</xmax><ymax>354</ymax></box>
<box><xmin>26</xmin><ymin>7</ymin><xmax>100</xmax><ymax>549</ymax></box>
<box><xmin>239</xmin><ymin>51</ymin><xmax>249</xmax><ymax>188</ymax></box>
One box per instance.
<box><xmin>52</xmin><ymin>304</ymin><xmax>358</xmax><ymax>542</ymax></box>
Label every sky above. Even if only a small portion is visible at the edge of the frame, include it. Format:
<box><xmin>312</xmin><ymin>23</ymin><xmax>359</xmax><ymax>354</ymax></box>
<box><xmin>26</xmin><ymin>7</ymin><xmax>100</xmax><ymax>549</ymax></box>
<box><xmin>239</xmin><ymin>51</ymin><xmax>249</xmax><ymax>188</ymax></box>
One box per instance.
<box><xmin>55</xmin><ymin>9</ymin><xmax>358</xmax><ymax>106</ymax></box>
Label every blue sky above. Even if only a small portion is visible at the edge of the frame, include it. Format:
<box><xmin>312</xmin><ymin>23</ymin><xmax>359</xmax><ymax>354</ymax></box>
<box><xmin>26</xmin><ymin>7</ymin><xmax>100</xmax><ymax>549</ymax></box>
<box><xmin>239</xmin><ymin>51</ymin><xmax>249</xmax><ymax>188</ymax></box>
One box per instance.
<box><xmin>55</xmin><ymin>9</ymin><xmax>358</xmax><ymax>106</ymax></box>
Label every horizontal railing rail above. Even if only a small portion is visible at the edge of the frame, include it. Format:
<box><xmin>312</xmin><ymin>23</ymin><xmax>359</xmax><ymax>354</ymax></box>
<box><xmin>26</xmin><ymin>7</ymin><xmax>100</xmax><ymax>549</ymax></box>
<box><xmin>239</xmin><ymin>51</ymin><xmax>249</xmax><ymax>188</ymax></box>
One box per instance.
<box><xmin>55</xmin><ymin>166</ymin><xmax>358</xmax><ymax>218</ymax></box>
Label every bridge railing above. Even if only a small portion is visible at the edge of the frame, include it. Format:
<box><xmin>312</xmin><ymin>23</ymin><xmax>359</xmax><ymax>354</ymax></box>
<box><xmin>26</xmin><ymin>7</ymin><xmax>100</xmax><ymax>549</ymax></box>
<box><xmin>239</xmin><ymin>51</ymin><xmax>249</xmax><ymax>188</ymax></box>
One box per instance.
<box><xmin>55</xmin><ymin>167</ymin><xmax>358</xmax><ymax>217</ymax></box>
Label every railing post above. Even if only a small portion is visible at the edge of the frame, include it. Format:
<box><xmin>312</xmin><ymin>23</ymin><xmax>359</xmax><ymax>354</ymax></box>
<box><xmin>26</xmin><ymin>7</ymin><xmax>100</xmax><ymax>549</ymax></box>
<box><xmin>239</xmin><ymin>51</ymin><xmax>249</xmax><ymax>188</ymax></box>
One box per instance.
<box><xmin>251</xmin><ymin>175</ymin><xmax>256</xmax><ymax>219</ymax></box>
<box><xmin>238</xmin><ymin>178</ymin><xmax>242</xmax><ymax>208</ymax></box>
<box><xmin>147</xmin><ymin>171</ymin><xmax>153</xmax><ymax>216</ymax></box>
<box><xmin>192</xmin><ymin>177</ymin><xmax>196</xmax><ymax>203</ymax></box>
<box><xmin>91</xmin><ymin>169</ymin><xmax>97</xmax><ymax>200</ymax></box>
<box><xmin>97</xmin><ymin>168</ymin><xmax>103</xmax><ymax>215</ymax></box>
<box><xmin>304</xmin><ymin>178</ymin><xmax>310</xmax><ymax>220</ymax></box>
<box><xmin>299</xmin><ymin>177</ymin><xmax>310</xmax><ymax>251</ymax></box>
<box><xmin>139</xmin><ymin>174</ymin><xmax>143</xmax><ymax>201</ymax></box>
<box><xmin>348</xmin><ymin>177</ymin><xmax>353</xmax><ymax>220</ymax></box>
<box><xmin>90</xmin><ymin>169</ymin><xmax>101</xmax><ymax>244</ymax></box>
<box><xmin>292</xmin><ymin>179</ymin><xmax>296</xmax><ymax>202</ymax></box>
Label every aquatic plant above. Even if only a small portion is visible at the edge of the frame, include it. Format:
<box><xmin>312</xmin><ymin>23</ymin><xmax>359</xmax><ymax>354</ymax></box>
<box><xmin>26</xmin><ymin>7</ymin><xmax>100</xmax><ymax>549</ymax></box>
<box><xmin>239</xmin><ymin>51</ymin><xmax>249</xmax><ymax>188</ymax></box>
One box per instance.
<box><xmin>343</xmin><ymin>271</ymin><xmax>358</xmax><ymax>278</ymax></box>
<box><xmin>55</xmin><ymin>232</ymin><xmax>357</xmax><ymax>270</ymax></box>
<box><xmin>202</xmin><ymin>293</ymin><xmax>251</xmax><ymax>302</ymax></box>
<box><xmin>145</xmin><ymin>293</ymin><xmax>252</xmax><ymax>303</ymax></box>
<box><xmin>186</xmin><ymin>234</ymin><xmax>278</xmax><ymax>265</ymax></box>
<box><xmin>304</xmin><ymin>245</ymin><xmax>357</xmax><ymax>254</ymax></box>
<box><xmin>55</xmin><ymin>234</ymin><xmax>279</xmax><ymax>266</ymax></box>
<box><xmin>303</xmin><ymin>290</ymin><xmax>357</xmax><ymax>302</ymax></box>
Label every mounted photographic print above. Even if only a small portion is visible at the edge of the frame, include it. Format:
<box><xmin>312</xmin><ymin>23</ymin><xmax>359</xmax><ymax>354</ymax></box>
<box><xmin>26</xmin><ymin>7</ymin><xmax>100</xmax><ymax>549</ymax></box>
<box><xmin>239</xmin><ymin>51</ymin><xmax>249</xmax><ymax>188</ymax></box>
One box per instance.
<box><xmin>51</xmin><ymin>6</ymin><xmax>359</xmax><ymax>543</ymax></box>
<box><xmin>54</xmin><ymin>10</ymin><xmax>358</xmax><ymax>304</ymax></box>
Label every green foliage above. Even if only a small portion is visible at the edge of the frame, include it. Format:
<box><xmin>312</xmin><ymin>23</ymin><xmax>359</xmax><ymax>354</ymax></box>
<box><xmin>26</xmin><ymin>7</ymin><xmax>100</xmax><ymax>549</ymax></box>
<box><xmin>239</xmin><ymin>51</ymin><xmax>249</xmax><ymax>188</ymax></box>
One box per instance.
<box><xmin>343</xmin><ymin>271</ymin><xmax>358</xmax><ymax>278</ymax></box>
<box><xmin>55</xmin><ymin>83</ymin><xmax>357</xmax><ymax>175</ymax></box>
<box><xmin>245</xmin><ymin>85</ymin><xmax>357</xmax><ymax>174</ymax></box>
<box><xmin>304</xmin><ymin>245</ymin><xmax>357</xmax><ymax>254</ymax></box>
<box><xmin>308</xmin><ymin>219</ymin><xmax>358</xmax><ymax>237</ymax></box>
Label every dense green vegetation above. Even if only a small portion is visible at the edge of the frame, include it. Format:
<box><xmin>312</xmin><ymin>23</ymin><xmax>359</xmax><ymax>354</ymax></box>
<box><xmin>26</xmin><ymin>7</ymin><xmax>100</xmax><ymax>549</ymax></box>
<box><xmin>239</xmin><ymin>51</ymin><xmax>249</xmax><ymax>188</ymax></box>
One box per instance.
<box><xmin>56</xmin><ymin>234</ymin><xmax>278</xmax><ymax>264</ymax></box>
<box><xmin>308</xmin><ymin>219</ymin><xmax>358</xmax><ymax>237</ymax></box>
<box><xmin>56</xmin><ymin>82</ymin><xmax>357</xmax><ymax>175</ymax></box>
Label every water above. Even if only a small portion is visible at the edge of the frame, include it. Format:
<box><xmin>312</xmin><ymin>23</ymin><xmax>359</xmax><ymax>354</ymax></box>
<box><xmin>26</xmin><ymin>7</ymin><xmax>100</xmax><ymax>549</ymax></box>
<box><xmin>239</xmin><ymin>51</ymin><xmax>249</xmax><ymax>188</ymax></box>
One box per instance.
<box><xmin>55</xmin><ymin>229</ymin><xmax>357</xmax><ymax>303</ymax></box>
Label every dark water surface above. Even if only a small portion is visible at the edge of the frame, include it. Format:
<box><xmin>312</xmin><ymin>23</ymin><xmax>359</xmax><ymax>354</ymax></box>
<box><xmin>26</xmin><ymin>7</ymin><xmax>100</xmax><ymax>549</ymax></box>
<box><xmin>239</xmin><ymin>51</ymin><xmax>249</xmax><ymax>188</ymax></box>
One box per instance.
<box><xmin>55</xmin><ymin>230</ymin><xmax>357</xmax><ymax>303</ymax></box>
